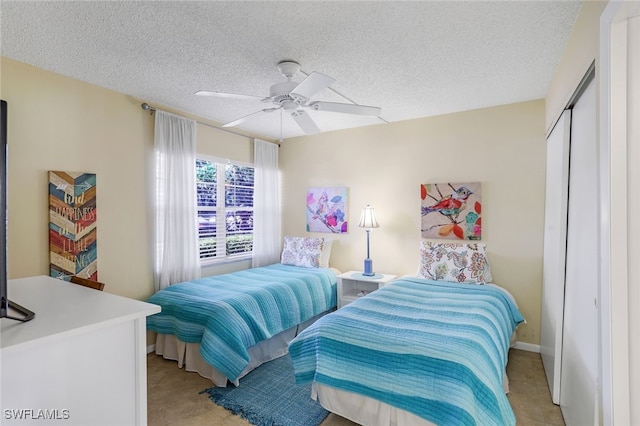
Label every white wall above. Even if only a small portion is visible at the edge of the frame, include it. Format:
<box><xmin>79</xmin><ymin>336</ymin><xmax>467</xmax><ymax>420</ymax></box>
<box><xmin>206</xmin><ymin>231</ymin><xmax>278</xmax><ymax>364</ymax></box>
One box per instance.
<box><xmin>598</xmin><ymin>3</ymin><xmax>640</xmax><ymax>424</ymax></box>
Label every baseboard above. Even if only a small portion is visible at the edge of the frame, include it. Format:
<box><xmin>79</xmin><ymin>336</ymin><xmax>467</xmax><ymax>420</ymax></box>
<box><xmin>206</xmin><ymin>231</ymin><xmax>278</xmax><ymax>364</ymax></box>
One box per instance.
<box><xmin>514</xmin><ymin>341</ymin><xmax>540</xmax><ymax>353</ymax></box>
<box><xmin>147</xmin><ymin>344</ymin><xmax>156</xmax><ymax>354</ymax></box>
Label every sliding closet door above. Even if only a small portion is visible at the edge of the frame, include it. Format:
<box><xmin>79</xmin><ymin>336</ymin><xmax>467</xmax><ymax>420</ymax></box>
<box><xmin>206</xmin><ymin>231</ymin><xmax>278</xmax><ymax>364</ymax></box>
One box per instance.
<box><xmin>540</xmin><ymin>109</ymin><xmax>571</xmax><ymax>405</ymax></box>
<box><xmin>560</xmin><ymin>77</ymin><xmax>598</xmax><ymax>426</ymax></box>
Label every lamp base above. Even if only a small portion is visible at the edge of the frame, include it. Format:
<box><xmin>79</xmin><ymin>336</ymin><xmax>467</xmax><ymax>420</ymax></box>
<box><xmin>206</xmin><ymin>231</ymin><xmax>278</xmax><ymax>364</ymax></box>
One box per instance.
<box><xmin>362</xmin><ymin>258</ymin><xmax>374</xmax><ymax>276</ymax></box>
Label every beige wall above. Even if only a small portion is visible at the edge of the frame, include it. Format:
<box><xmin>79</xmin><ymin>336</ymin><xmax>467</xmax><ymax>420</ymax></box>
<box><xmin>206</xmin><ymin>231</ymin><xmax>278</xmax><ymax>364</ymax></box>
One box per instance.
<box><xmin>0</xmin><ymin>57</ymin><xmax>256</xmax><ymax>300</ymax></box>
<box><xmin>280</xmin><ymin>100</ymin><xmax>547</xmax><ymax>345</ymax></box>
<box><xmin>1</xmin><ymin>58</ymin><xmax>154</xmax><ymax>300</ymax></box>
<box><xmin>545</xmin><ymin>1</ymin><xmax>607</xmax><ymax>133</ymax></box>
<box><xmin>2</xmin><ymin>57</ymin><xmax>547</xmax><ymax>345</ymax></box>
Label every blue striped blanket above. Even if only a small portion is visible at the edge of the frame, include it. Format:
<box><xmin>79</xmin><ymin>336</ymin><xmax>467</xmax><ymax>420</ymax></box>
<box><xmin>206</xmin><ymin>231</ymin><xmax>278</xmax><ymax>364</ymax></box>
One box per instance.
<box><xmin>289</xmin><ymin>277</ymin><xmax>524</xmax><ymax>426</ymax></box>
<box><xmin>146</xmin><ymin>263</ymin><xmax>337</xmax><ymax>381</ymax></box>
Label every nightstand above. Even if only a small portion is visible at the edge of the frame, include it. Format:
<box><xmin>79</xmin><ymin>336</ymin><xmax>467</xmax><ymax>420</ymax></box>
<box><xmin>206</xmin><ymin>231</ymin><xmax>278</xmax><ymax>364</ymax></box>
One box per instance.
<box><xmin>337</xmin><ymin>271</ymin><xmax>397</xmax><ymax>308</ymax></box>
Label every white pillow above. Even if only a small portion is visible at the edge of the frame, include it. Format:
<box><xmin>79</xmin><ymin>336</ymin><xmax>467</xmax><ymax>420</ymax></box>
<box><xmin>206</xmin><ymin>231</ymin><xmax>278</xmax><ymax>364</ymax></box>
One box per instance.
<box><xmin>319</xmin><ymin>239</ymin><xmax>333</xmax><ymax>268</ymax></box>
<box><xmin>281</xmin><ymin>235</ymin><xmax>324</xmax><ymax>268</ymax></box>
<box><xmin>417</xmin><ymin>241</ymin><xmax>493</xmax><ymax>284</ymax></box>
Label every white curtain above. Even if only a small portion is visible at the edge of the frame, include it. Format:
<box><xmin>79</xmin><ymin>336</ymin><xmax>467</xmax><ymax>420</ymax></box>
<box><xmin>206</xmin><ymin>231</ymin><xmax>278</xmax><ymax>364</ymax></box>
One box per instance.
<box><xmin>153</xmin><ymin>110</ymin><xmax>201</xmax><ymax>291</ymax></box>
<box><xmin>252</xmin><ymin>139</ymin><xmax>281</xmax><ymax>267</ymax></box>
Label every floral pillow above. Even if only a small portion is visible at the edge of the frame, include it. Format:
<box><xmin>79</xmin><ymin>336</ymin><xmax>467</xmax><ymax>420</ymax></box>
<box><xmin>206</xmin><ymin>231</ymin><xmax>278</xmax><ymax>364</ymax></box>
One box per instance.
<box><xmin>417</xmin><ymin>241</ymin><xmax>493</xmax><ymax>284</ymax></box>
<box><xmin>281</xmin><ymin>235</ymin><xmax>325</xmax><ymax>268</ymax></box>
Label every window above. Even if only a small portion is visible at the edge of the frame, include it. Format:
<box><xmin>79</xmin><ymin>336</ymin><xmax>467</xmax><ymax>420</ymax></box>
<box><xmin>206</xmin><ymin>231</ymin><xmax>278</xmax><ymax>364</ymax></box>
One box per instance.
<box><xmin>196</xmin><ymin>156</ymin><xmax>254</xmax><ymax>263</ymax></box>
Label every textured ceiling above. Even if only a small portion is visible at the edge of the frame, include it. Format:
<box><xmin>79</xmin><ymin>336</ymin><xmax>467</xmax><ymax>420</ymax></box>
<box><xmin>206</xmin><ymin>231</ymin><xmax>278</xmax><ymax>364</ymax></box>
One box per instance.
<box><xmin>0</xmin><ymin>1</ymin><xmax>582</xmax><ymax>141</ymax></box>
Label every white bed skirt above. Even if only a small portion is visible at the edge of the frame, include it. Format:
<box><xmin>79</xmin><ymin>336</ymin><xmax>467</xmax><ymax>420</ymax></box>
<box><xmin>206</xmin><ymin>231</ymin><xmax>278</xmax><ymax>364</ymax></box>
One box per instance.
<box><xmin>314</xmin><ymin>383</ymin><xmax>436</xmax><ymax>426</ymax></box>
<box><xmin>153</xmin><ymin>310</ymin><xmax>330</xmax><ymax>387</ymax></box>
<box><xmin>313</xmin><ymin>373</ymin><xmax>510</xmax><ymax>426</ymax></box>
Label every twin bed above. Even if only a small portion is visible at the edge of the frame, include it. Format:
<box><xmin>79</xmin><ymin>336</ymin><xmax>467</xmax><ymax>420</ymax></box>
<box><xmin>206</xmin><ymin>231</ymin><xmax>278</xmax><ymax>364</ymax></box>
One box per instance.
<box><xmin>290</xmin><ymin>276</ymin><xmax>523</xmax><ymax>426</ymax></box>
<box><xmin>146</xmin><ymin>238</ymin><xmax>524</xmax><ymax>425</ymax></box>
<box><xmin>146</xmin><ymin>262</ymin><xmax>337</xmax><ymax>386</ymax></box>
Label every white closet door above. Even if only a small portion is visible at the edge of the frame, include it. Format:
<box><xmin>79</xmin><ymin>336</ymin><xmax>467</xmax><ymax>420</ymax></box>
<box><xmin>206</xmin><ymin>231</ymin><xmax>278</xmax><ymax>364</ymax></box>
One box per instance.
<box><xmin>540</xmin><ymin>109</ymin><xmax>571</xmax><ymax>404</ymax></box>
<box><xmin>560</xmin><ymin>77</ymin><xmax>598</xmax><ymax>426</ymax></box>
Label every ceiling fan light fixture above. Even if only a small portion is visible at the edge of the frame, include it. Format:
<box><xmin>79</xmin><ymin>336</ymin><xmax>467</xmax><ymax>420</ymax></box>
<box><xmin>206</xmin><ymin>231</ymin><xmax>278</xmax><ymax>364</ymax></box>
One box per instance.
<box><xmin>282</xmin><ymin>101</ymin><xmax>298</xmax><ymax>112</ymax></box>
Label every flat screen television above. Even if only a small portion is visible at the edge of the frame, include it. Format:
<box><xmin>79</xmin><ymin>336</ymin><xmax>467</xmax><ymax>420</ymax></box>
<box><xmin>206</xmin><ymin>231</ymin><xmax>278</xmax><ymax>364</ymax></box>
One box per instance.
<box><xmin>0</xmin><ymin>99</ymin><xmax>34</xmax><ymax>322</ymax></box>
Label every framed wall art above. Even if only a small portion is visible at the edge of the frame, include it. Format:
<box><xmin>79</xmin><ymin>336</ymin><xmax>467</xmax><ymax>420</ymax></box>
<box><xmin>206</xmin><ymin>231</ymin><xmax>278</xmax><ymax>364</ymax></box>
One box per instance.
<box><xmin>49</xmin><ymin>171</ymin><xmax>98</xmax><ymax>280</ymax></box>
<box><xmin>306</xmin><ymin>187</ymin><xmax>348</xmax><ymax>233</ymax></box>
<box><xmin>421</xmin><ymin>182</ymin><xmax>481</xmax><ymax>240</ymax></box>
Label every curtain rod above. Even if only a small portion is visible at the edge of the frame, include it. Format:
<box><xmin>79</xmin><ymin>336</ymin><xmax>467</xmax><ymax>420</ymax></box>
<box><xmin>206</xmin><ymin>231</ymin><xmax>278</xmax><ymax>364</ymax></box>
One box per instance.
<box><xmin>141</xmin><ymin>102</ymin><xmax>256</xmax><ymax>141</ymax></box>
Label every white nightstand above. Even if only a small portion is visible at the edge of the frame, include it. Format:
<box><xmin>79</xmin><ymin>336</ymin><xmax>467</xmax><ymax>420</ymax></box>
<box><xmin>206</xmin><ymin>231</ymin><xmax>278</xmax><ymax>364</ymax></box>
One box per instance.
<box><xmin>337</xmin><ymin>271</ymin><xmax>397</xmax><ymax>308</ymax></box>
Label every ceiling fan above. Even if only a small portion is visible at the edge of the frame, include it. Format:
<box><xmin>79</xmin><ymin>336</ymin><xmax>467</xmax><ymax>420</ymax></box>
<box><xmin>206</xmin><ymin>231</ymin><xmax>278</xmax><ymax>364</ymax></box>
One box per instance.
<box><xmin>195</xmin><ymin>60</ymin><xmax>382</xmax><ymax>136</ymax></box>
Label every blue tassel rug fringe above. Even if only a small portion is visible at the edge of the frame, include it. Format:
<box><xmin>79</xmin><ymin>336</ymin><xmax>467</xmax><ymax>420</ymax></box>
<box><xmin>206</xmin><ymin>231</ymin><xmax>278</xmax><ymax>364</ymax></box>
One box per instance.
<box><xmin>200</xmin><ymin>355</ymin><xmax>329</xmax><ymax>426</ymax></box>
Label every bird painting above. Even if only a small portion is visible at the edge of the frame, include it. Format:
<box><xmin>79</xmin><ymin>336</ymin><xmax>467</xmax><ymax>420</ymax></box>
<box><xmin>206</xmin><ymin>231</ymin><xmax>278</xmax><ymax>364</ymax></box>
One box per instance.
<box><xmin>421</xmin><ymin>182</ymin><xmax>482</xmax><ymax>240</ymax></box>
<box><xmin>306</xmin><ymin>187</ymin><xmax>348</xmax><ymax>233</ymax></box>
<box><xmin>421</xmin><ymin>186</ymin><xmax>473</xmax><ymax>218</ymax></box>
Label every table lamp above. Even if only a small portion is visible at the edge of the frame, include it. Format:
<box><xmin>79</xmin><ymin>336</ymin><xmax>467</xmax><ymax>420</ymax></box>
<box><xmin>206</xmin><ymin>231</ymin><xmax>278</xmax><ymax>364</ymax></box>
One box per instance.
<box><xmin>358</xmin><ymin>205</ymin><xmax>379</xmax><ymax>276</ymax></box>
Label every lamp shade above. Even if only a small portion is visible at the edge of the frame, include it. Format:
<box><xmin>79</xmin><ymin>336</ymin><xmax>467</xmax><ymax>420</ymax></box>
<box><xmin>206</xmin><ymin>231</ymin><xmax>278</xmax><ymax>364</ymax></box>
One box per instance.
<box><xmin>358</xmin><ymin>205</ymin><xmax>379</xmax><ymax>229</ymax></box>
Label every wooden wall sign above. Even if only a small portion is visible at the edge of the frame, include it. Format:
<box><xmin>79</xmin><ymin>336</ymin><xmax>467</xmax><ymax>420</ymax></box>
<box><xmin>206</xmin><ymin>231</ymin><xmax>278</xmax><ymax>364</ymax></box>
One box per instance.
<box><xmin>49</xmin><ymin>171</ymin><xmax>97</xmax><ymax>280</ymax></box>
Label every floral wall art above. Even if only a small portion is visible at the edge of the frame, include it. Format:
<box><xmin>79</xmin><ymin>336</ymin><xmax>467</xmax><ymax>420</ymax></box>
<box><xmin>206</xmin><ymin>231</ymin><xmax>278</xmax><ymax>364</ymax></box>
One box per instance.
<box><xmin>306</xmin><ymin>187</ymin><xmax>348</xmax><ymax>233</ymax></box>
<box><xmin>421</xmin><ymin>182</ymin><xmax>482</xmax><ymax>240</ymax></box>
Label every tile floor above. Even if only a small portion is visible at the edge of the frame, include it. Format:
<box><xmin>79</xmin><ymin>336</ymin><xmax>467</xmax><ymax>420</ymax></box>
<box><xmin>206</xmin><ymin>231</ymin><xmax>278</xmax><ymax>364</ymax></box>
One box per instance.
<box><xmin>147</xmin><ymin>348</ymin><xmax>564</xmax><ymax>425</ymax></box>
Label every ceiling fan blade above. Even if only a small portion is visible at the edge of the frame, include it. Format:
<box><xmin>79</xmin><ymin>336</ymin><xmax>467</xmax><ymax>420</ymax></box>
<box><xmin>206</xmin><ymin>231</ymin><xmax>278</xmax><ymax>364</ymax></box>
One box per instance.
<box><xmin>291</xmin><ymin>110</ymin><xmax>321</xmax><ymax>135</ymax></box>
<box><xmin>195</xmin><ymin>90</ymin><xmax>264</xmax><ymax>101</ymax></box>
<box><xmin>223</xmin><ymin>108</ymin><xmax>280</xmax><ymax>128</ymax></box>
<box><xmin>307</xmin><ymin>101</ymin><xmax>381</xmax><ymax>116</ymax></box>
<box><xmin>290</xmin><ymin>72</ymin><xmax>336</xmax><ymax>102</ymax></box>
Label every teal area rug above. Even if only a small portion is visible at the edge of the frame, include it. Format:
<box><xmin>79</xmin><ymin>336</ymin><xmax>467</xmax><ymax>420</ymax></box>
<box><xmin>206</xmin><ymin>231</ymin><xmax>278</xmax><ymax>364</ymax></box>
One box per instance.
<box><xmin>200</xmin><ymin>355</ymin><xmax>329</xmax><ymax>426</ymax></box>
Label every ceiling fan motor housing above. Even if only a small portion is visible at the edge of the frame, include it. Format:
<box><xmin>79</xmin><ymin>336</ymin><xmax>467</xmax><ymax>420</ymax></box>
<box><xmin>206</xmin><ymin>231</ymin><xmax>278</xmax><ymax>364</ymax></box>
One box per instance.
<box><xmin>269</xmin><ymin>80</ymin><xmax>303</xmax><ymax>106</ymax></box>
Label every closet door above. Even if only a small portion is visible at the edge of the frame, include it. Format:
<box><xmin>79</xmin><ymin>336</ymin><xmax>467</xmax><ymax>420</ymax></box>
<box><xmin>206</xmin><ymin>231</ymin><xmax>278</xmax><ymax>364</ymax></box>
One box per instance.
<box><xmin>560</xmin><ymin>77</ymin><xmax>598</xmax><ymax>426</ymax></box>
<box><xmin>540</xmin><ymin>109</ymin><xmax>571</xmax><ymax>404</ymax></box>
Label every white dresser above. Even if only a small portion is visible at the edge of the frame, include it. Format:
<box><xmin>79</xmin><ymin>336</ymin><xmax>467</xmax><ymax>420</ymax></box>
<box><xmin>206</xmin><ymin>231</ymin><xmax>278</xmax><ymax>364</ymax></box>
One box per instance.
<box><xmin>1</xmin><ymin>275</ymin><xmax>160</xmax><ymax>425</ymax></box>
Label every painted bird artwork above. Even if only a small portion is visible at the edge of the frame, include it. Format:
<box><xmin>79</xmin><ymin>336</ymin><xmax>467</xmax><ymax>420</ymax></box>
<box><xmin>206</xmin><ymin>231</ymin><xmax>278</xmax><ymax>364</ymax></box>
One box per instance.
<box><xmin>422</xmin><ymin>186</ymin><xmax>473</xmax><ymax>217</ymax></box>
<box><xmin>306</xmin><ymin>187</ymin><xmax>348</xmax><ymax>234</ymax></box>
<box><xmin>421</xmin><ymin>182</ymin><xmax>482</xmax><ymax>240</ymax></box>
